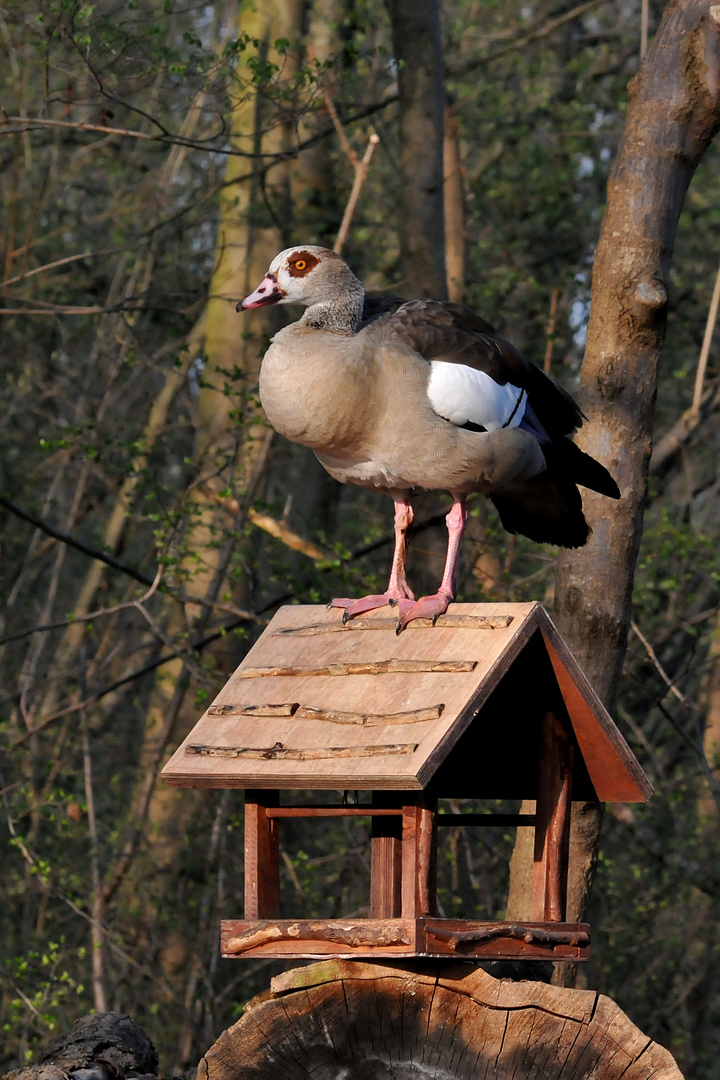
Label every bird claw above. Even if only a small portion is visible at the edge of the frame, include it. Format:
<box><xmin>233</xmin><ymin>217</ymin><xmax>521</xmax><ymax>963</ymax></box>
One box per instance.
<box><xmin>328</xmin><ymin>591</ymin><xmax>414</xmax><ymax>621</ymax></box>
<box><xmin>395</xmin><ymin>593</ymin><xmax>453</xmax><ymax>633</ymax></box>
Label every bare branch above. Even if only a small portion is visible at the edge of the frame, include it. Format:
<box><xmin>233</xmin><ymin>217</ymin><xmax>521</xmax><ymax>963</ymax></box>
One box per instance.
<box><xmin>691</xmin><ymin>256</ymin><xmax>720</xmax><ymax>414</ymax></box>
<box><xmin>322</xmin><ymin>89</ymin><xmax>358</xmax><ymax>166</ymax></box>
<box><xmin>247</xmin><ymin>508</ymin><xmax>328</xmax><ymax>560</ymax></box>
<box><xmin>0</xmin><ymin>494</ymin><xmax>156</xmax><ymax>586</ymax></box>
<box><xmin>0</xmin><ymin>249</ymin><xmax>118</xmax><ymax>287</ymax></box>
<box><xmin>631</xmin><ymin>620</ymin><xmax>720</xmax><ymax>813</ymax></box>
<box><xmin>8</xmin><ymin>613</ymin><xmax>265</xmax><ymax>748</ymax></box>
<box><xmin>650</xmin><ymin>378</ymin><xmax>720</xmax><ymax>473</ymax></box>
<box><xmin>0</xmin><ymin>495</ymin><xmax>259</xmax><ymax>624</ymax></box>
<box><xmin>334</xmin><ymin>134</ymin><xmax>380</xmax><ymax>255</ymax></box>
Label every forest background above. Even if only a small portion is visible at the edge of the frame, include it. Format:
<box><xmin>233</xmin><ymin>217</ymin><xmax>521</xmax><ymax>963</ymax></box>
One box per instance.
<box><xmin>2</xmin><ymin>0</ymin><xmax>720</xmax><ymax>1073</ymax></box>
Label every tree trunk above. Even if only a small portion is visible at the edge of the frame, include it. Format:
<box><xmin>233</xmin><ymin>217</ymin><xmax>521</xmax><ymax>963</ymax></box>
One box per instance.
<box><xmin>507</xmin><ymin>0</ymin><xmax>720</xmax><ymax>976</ymax></box>
<box><xmin>444</xmin><ymin>103</ymin><xmax>464</xmax><ymax>303</ymax></box>
<box><xmin>385</xmin><ymin>0</ymin><xmax>447</xmax><ymax>298</ymax></box>
<box><xmin>197</xmin><ymin>959</ymin><xmax>683</xmax><ymax>1079</ymax></box>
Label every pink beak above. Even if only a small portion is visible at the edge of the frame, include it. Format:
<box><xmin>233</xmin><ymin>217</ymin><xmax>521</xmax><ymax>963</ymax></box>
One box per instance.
<box><xmin>237</xmin><ymin>273</ymin><xmax>284</xmax><ymax>311</ymax></box>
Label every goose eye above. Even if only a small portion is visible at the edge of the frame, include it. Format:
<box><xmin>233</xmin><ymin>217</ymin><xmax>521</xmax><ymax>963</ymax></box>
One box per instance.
<box><xmin>294</xmin><ymin>259</ymin><xmax>306</xmax><ymax>271</ymax></box>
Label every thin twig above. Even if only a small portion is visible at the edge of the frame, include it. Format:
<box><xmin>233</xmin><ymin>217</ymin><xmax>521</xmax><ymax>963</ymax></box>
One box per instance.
<box><xmin>640</xmin><ymin>0</ymin><xmax>649</xmax><ymax>58</ymax></box>
<box><xmin>0</xmin><ymin>494</ymin><xmax>258</xmax><ymax>621</ymax></box>
<box><xmin>0</xmin><ymin>116</ymin><xmax>158</xmax><ymax>140</ymax></box>
<box><xmin>457</xmin><ymin>0</ymin><xmax>605</xmax><ymax>73</ymax></box>
<box><xmin>631</xmin><ymin>620</ymin><xmax>720</xmax><ymax>812</ymax></box>
<box><xmin>334</xmin><ymin>134</ymin><xmax>380</xmax><ymax>255</ymax></box>
<box><xmin>322</xmin><ymin>89</ymin><xmax>358</xmax><ymax>165</ymax></box>
<box><xmin>0</xmin><ymin>249</ymin><xmax>117</xmax><ymax>287</ymax></box>
<box><xmin>0</xmin><ymin>493</ymin><xmax>155</xmax><ymax>585</ymax></box>
<box><xmin>321</xmin><ymin>86</ymin><xmax>380</xmax><ymax>255</ymax></box>
<box><xmin>631</xmin><ymin>619</ymin><xmax>687</xmax><ymax>706</ymax></box>
<box><xmin>82</xmin><ymin>713</ymin><xmax>108</xmax><ymax>1012</ymax></box>
<box><xmin>543</xmin><ymin>286</ymin><xmax>561</xmax><ymax>374</ymax></box>
<box><xmin>692</xmin><ymin>256</ymin><xmax>720</xmax><ymax>415</ymax></box>
<box><xmin>650</xmin><ymin>377</ymin><xmax>720</xmax><ymax>473</ymax></box>
<box><xmin>7</xmin><ymin>611</ymin><xmax>267</xmax><ymax>748</ymax></box>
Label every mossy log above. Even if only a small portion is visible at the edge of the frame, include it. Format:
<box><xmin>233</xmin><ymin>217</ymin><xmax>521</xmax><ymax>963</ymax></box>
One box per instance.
<box><xmin>198</xmin><ymin>960</ymin><xmax>683</xmax><ymax>1080</ymax></box>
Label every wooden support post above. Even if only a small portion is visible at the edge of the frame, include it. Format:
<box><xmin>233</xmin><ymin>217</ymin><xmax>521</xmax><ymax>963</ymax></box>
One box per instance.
<box><xmin>244</xmin><ymin>790</ymin><xmax>280</xmax><ymax>919</ymax></box>
<box><xmin>532</xmin><ymin>711</ymin><xmax>574</xmax><ymax>922</ymax></box>
<box><xmin>371</xmin><ymin>793</ymin><xmax>402</xmax><ymax>917</ymax></box>
<box><xmin>401</xmin><ymin>787</ymin><xmax>437</xmax><ymax>918</ymax></box>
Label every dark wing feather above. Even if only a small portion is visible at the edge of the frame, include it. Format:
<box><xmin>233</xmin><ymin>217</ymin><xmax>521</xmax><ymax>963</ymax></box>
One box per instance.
<box><xmin>378</xmin><ymin>300</ymin><xmax>584</xmax><ymax>436</ymax></box>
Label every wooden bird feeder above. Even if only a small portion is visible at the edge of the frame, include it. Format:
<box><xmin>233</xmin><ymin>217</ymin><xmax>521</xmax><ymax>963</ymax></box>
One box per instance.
<box><xmin>162</xmin><ymin>602</ymin><xmax>651</xmax><ymax>964</ymax></box>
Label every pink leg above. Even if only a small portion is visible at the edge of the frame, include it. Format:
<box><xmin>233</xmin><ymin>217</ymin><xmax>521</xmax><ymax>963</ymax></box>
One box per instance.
<box><xmin>328</xmin><ymin>497</ymin><xmax>416</xmax><ymax>620</ymax></box>
<box><xmin>395</xmin><ymin>498</ymin><xmax>468</xmax><ymax>633</ymax></box>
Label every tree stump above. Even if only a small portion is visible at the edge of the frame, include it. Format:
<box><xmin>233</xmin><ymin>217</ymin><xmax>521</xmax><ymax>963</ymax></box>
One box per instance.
<box><xmin>198</xmin><ymin>960</ymin><xmax>683</xmax><ymax>1080</ymax></box>
<box><xmin>2</xmin><ymin>1013</ymin><xmax>158</xmax><ymax>1080</ymax></box>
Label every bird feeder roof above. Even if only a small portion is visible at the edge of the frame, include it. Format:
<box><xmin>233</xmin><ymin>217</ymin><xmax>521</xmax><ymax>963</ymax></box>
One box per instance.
<box><xmin>161</xmin><ymin>602</ymin><xmax>651</xmax><ymax>802</ymax></box>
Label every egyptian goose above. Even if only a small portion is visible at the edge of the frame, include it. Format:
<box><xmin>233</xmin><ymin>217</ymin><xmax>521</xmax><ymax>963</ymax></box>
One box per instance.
<box><xmin>239</xmin><ymin>245</ymin><xmax>619</xmax><ymax>631</ymax></box>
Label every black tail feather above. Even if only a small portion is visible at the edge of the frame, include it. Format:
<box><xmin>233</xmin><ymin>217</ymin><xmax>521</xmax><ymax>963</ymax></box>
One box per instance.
<box><xmin>542</xmin><ymin>439</ymin><xmax>620</xmax><ymax>499</ymax></box>
<box><xmin>489</xmin><ymin>438</ymin><xmax>619</xmax><ymax>548</ymax></box>
<box><xmin>490</xmin><ymin>480</ymin><xmax>590</xmax><ymax>549</ymax></box>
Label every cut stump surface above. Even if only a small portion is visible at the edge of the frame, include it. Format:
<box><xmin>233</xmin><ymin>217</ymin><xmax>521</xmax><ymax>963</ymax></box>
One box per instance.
<box><xmin>197</xmin><ymin>960</ymin><xmax>683</xmax><ymax>1080</ymax></box>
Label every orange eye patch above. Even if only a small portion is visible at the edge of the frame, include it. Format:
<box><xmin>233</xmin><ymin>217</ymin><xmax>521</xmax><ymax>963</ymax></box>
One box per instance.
<box><xmin>287</xmin><ymin>250</ymin><xmax>320</xmax><ymax>277</ymax></box>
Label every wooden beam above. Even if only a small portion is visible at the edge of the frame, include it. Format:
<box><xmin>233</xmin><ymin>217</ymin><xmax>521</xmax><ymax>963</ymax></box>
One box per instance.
<box><xmin>244</xmin><ymin>790</ymin><xmax>280</xmax><ymax>919</ymax></box>
<box><xmin>371</xmin><ymin>793</ymin><xmax>402</xmax><ymax>918</ymax></box>
<box><xmin>532</xmin><ymin>711</ymin><xmax>574</xmax><ymax>922</ymax></box>
<box><xmin>402</xmin><ymin>788</ymin><xmax>437</xmax><ymax>918</ymax></box>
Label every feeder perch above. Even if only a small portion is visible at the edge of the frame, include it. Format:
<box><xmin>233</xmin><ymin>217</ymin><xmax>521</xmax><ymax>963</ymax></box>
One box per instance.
<box><xmin>162</xmin><ymin>602</ymin><xmax>651</xmax><ymax>963</ymax></box>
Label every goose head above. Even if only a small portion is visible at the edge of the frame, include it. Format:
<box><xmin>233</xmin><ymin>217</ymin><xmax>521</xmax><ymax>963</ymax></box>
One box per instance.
<box><xmin>238</xmin><ymin>246</ymin><xmax>365</xmax><ymax>333</ymax></box>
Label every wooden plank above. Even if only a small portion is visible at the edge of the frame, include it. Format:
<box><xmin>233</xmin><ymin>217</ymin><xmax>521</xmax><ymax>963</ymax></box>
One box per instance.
<box><xmin>186</xmin><ymin>742</ymin><xmax>417</xmax><ymax>759</ymax></box>
<box><xmin>237</xmin><ymin>659</ymin><xmax>478</xmax><ymax>677</ymax></box>
<box><xmin>532</xmin><ymin>710</ymin><xmax>573</xmax><ymax>922</ymax></box>
<box><xmin>537</xmin><ymin>608</ymin><xmax>653</xmax><ymax>801</ymax></box>
<box><xmin>277</xmin><ymin>614</ymin><xmax>515</xmax><ymax>634</ymax></box>
<box><xmin>401</xmin><ymin>789</ymin><xmax>437</xmax><ymax>918</ymax></box>
<box><xmin>221</xmin><ymin>918</ymin><xmax>420</xmax><ymax>959</ymax></box>
<box><xmin>224</xmin><ymin>919</ymin><xmax>414</xmax><ymax>954</ymax></box>
<box><xmin>371</xmin><ymin>792</ymin><xmax>402</xmax><ymax>918</ymax></box>
<box><xmin>244</xmin><ymin>791</ymin><xmax>279</xmax><ymax>919</ymax></box>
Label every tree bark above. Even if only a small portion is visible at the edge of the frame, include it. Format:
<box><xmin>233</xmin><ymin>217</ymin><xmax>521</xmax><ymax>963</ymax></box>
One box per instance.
<box><xmin>554</xmin><ymin>0</ymin><xmax>720</xmax><ymax>702</ymax></box>
<box><xmin>385</xmin><ymin>0</ymin><xmax>447</xmax><ymax>298</ymax></box>
<box><xmin>546</xmin><ymin>0</ymin><xmax>720</xmax><ymax>980</ymax></box>
<box><xmin>2</xmin><ymin>1013</ymin><xmax>158</xmax><ymax>1080</ymax></box>
<box><xmin>508</xmin><ymin>0</ymin><xmax>720</xmax><ymax>977</ymax></box>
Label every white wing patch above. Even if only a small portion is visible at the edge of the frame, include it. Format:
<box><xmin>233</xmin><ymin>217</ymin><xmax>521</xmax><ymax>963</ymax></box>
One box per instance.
<box><xmin>427</xmin><ymin>362</ymin><xmax>527</xmax><ymax>431</ymax></box>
